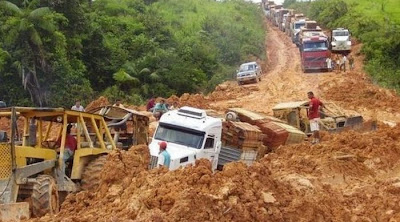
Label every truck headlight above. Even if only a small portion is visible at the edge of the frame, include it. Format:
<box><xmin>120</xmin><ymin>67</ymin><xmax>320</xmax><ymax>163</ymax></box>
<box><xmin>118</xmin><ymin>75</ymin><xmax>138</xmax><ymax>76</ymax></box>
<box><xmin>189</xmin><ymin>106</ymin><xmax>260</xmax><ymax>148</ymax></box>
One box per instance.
<box><xmin>331</xmin><ymin>42</ymin><xmax>336</xmax><ymax>46</ymax></box>
<box><xmin>347</xmin><ymin>41</ymin><xmax>352</xmax><ymax>46</ymax></box>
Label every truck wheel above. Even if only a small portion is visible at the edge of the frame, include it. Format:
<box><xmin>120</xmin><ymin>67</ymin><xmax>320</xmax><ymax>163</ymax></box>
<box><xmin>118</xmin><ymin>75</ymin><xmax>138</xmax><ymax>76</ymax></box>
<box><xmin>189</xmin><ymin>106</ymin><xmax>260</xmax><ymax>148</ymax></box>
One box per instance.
<box><xmin>81</xmin><ymin>155</ymin><xmax>107</xmax><ymax>191</ymax></box>
<box><xmin>31</xmin><ymin>175</ymin><xmax>59</xmax><ymax>217</ymax></box>
<box><xmin>255</xmin><ymin>78</ymin><xmax>259</xmax><ymax>83</ymax></box>
<box><xmin>237</xmin><ymin>81</ymin><xmax>242</xmax><ymax>86</ymax></box>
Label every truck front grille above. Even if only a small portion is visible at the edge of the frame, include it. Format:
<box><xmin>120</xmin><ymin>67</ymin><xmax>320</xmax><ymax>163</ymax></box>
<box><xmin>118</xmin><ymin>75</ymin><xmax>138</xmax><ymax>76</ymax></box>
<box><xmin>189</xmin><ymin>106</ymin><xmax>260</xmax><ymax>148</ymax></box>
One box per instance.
<box><xmin>149</xmin><ymin>155</ymin><xmax>158</xmax><ymax>169</ymax></box>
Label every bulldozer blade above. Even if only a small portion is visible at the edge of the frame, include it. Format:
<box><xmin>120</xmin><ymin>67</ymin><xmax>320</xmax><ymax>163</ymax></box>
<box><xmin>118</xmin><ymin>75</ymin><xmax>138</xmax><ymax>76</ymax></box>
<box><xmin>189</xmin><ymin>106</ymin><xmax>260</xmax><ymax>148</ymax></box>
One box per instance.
<box><xmin>345</xmin><ymin>116</ymin><xmax>364</xmax><ymax>128</ymax></box>
<box><xmin>0</xmin><ymin>202</ymin><xmax>30</xmax><ymax>221</ymax></box>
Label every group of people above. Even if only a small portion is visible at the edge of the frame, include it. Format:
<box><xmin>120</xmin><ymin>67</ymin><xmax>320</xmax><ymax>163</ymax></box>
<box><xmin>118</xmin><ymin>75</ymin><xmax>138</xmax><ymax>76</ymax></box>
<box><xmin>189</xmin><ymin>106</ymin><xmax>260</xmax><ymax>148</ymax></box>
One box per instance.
<box><xmin>326</xmin><ymin>54</ymin><xmax>354</xmax><ymax>72</ymax></box>
<box><xmin>146</xmin><ymin>97</ymin><xmax>179</xmax><ymax>120</ymax></box>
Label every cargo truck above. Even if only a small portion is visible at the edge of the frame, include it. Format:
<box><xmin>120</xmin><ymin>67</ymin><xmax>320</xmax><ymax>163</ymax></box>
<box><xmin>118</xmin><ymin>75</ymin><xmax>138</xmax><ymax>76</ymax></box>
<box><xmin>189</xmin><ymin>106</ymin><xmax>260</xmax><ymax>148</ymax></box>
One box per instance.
<box><xmin>149</xmin><ymin>107</ymin><xmax>305</xmax><ymax>171</ymax></box>
<box><xmin>290</xmin><ymin>15</ymin><xmax>306</xmax><ymax>44</ymax></box>
<box><xmin>299</xmin><ymin>21</ymin><xmax>330</xmax><ymax>72</ymax></box>
<box><xmin>330</xmin><ymin>28</ymin><xmax>352</xmax><ymax>52</ymax></box>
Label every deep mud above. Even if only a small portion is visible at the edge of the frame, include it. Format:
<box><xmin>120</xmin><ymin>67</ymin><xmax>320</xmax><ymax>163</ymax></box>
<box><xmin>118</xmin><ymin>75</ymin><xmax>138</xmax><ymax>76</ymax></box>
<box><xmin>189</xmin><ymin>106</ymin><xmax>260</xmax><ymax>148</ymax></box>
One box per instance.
<box><xmin>33</xmin><ymin>126</ymin><xmax>400</xmax><ymax>222</ymax></box>
<box><xmin>23</xmin><ymin>20</ymin><xmax>400</xmax><ymax>222</ymax></box>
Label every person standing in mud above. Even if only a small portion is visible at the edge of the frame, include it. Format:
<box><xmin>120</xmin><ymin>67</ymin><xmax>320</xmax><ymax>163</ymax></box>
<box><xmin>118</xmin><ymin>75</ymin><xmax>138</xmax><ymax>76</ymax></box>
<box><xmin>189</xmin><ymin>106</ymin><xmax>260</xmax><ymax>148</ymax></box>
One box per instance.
<box><xmin>348</xmin><ymin>55</ymin><xmax>355</xmax><ymax>70</ymax></box>
<box><xmin>157</xmin><ymin>141</ymin><xmax>170</xmax><ymax>168</ymax></box>
<box><xmin>341</xmin><ymin>55</ymin><xmax>348</xmax><ymax>72</ymax></box>
<box><xmin>326</xmin><ymin>56</ymin><xmax>332</xmax><ymax>72</ymax></box>
<box><xmin>335</xmin><ymin>55</ymin><xmax>341</xmax><ymax>73</ymax></box>
<box><xmin>307</xmin><ymin>92</ymin><xmax>325</xmax><ymax>144</ymax></box>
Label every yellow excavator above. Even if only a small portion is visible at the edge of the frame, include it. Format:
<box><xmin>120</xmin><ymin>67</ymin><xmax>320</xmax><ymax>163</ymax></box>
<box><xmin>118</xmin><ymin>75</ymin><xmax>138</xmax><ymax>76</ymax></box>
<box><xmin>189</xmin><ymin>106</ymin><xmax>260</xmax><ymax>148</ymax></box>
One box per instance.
<box><xmin>0</xmin><ymin>106</ymin><xmax>148</xmax><ymax>221</ymax></box>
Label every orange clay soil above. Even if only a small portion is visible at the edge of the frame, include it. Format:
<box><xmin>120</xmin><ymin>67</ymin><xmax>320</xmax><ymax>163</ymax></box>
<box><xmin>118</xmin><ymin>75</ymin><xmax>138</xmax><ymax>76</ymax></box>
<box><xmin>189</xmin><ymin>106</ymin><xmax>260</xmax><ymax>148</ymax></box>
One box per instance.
<box><xmin>33</xmin><ymin>126</ymin><xmax>400</xmax><ymax>222</ymax></box>
<box><xmin>20</xmin><ymin>19</ymin><xmax>400</xmax><ymax>222</ymax></box>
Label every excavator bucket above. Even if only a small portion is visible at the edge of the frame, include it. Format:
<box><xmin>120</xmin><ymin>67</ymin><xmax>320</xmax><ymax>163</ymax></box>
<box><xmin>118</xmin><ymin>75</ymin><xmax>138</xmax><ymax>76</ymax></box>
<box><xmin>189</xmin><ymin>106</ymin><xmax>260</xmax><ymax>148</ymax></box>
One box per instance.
<box><xmin>0</xmin><ymin>203</ymin><xmax>30</xmax><ymax>221</ymax></box>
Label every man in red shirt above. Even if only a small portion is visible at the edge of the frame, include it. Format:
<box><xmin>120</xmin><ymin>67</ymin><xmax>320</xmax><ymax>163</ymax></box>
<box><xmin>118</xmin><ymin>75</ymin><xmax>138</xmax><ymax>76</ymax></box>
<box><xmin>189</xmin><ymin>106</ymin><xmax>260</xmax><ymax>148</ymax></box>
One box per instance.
<box><xmin>307</xmin><ymin>91</ymin><xmax>325</xmax><ymax>144</ymax></box>
<box><xmin>146</xmin><ymin>96</ymin><xmax>156</xmax><ymax>112</ymax></box>
<box><xmin>56</xmin><ymin>125</ymin><xmax>77</xmax><ymax>165</ymax></box>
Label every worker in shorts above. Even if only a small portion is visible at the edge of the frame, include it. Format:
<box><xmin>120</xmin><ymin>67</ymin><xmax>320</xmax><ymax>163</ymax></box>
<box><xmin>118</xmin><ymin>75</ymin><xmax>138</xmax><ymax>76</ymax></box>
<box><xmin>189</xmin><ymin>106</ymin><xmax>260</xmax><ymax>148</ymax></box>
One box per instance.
<box><xmin>307</xmin><ymin>91</ymin><xmax>325</xmax><ymax>144</ymax></box>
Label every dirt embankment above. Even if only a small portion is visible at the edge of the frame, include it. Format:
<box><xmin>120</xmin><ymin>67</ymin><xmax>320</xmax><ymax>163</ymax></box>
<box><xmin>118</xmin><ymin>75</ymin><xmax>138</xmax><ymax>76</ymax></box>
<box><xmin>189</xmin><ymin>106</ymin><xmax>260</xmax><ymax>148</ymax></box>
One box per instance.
<box><xmin>33</xmin><ymin>125</ymin><xmax>400</xmax><ymax>222</ymax></box>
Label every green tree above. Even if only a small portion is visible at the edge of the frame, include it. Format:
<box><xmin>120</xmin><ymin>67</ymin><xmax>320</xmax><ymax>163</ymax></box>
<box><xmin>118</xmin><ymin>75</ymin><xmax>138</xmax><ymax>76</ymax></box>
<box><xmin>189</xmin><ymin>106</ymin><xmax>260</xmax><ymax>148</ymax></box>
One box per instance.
<box><xmin>0</xmin><ymin>0</ymin><xmax>66</xmax><ymax>106</ymax></box>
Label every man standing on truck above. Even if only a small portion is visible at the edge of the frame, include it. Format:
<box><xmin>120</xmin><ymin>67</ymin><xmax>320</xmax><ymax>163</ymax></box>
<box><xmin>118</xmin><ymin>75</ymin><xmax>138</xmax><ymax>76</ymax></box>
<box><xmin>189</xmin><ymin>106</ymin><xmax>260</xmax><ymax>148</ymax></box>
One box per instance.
<box><xmin>307</xmin><ymin>92</ymin><xmax>324</xmax><ymax>144</ymax></box>
<box><xmin>157</xmin><ymin>141</ymin><xmax>170</xmax><ymax>168</ymax></box>
<box><xmin>71</xmin><ymin>100</ymin><xmax>85</xmax><ymax>112</ymax></box>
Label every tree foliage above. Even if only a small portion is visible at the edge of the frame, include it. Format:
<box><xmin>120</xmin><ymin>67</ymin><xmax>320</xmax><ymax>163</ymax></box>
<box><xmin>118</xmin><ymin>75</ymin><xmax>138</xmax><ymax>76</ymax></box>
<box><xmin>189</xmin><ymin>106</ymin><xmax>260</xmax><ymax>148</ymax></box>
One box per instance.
<box><xmin>0</xmin><ymin>0</ymin><xmax>265</xmax><ymax>107</ymax></box>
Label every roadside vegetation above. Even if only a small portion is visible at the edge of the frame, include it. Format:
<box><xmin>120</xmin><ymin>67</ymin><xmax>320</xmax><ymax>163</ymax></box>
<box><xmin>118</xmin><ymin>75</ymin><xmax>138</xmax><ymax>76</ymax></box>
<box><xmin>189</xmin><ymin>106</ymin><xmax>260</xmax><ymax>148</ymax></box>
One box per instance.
<box><xmin>0</xmin><ymin>0</ymin><xmax>265</xmax><ymax>107</ymax></box>
<box><xmin>284</xmin><ymin>0</ymin><xmax>400</xmax><ymax>91</ymax></box>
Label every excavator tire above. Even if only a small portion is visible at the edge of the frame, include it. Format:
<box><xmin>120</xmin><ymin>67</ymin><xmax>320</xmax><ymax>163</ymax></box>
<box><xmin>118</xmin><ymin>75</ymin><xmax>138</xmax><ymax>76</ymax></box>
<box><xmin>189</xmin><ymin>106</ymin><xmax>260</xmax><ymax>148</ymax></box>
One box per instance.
<box><xmin>81</xmin><ymin>155</ymin><xmax>107</xmax><ymax>191</ymax></box>
<box><xmin>31</xmin><ymin>175</ymin><xmax>59</xmax><ymax>217</ymax></box>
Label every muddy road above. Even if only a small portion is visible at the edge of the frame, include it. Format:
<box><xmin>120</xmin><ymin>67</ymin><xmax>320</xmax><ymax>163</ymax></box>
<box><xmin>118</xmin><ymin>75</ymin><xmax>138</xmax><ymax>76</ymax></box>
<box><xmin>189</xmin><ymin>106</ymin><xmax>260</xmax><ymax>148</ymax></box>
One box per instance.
<box><xmin>209</xmin><ymin>22</ymin><xmax>400</xmax><ymax>124</ymax></box>
<box><xmin>27</xmin><ymin>19</ymin><xmax>400</xmax><ymax>222</ymax></box>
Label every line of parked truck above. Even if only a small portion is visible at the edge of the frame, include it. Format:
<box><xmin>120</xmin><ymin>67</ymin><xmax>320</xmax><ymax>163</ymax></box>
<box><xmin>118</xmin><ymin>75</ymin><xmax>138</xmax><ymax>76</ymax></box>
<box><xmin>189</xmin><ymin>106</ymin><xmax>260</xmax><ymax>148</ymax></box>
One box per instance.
<box><xmin>262</xmin><ymin>1</ymin><xmax>352</xmax><ymax>72</ymax></box>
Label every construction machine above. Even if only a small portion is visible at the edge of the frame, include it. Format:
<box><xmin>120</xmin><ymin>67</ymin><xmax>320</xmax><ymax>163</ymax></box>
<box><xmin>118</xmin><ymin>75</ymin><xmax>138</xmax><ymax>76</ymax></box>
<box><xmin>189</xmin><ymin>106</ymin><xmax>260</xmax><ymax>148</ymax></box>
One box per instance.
<box><xmin>272</xmin><ymin>101</ymin><xmax>364</xmax><ymax>135</ymax></box>
<box><xmin>87</xmin><ymin>106</ymin><xmax>149</xmax><ymax>150</ymax></box>
<box><xmin>0</xmin><ymin>107</ymin><xmax>118</xmax><ymax>221</ymax></box>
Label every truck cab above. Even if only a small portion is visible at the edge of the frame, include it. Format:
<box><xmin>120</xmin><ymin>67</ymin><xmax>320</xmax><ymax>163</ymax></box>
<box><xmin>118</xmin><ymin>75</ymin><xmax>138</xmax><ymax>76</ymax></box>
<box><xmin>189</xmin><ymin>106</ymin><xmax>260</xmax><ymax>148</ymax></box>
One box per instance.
<box><xmin>148</xmin><ymin>107</ymin><xmax>222</xmax><ymax>170</ymax></box>
<box><xmin>300</xmin><ymin>36</ymin><xmax>330</xmax><ymax>72</ymax></box>
<box><xmin>330</xmin><ymin>28</ymin><xmax>351</xmax><ymax>52</ymax></box>
<box><xmin>299</xmin><ymin>22</ymin><xmax>330</xmax><ymax>72</ymax></box>
<box><xmin>291</xmin><ymin>19</ymin><xmax>306</xmax><ymax>44</ymax></box>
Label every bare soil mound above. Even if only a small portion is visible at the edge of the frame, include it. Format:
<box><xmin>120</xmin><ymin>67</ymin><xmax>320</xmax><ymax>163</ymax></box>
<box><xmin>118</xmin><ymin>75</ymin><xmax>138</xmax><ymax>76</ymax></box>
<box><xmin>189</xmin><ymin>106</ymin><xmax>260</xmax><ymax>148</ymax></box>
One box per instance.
<box><xmin>32</xmin><ymin>126</ymin><xmax>400</xmax><ymax>222</ymax></box>
<box><xmin>85</xmin><ymin>96</ymin><xmax>110</xmax><ymax>111</ymax></box>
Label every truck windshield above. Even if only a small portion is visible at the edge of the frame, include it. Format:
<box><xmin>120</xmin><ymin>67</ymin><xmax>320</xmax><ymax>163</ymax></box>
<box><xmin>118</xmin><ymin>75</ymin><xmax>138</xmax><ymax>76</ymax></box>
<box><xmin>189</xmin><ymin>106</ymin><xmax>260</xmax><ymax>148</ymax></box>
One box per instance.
<box><xmin>303</xmin><ymin>41</ymin><xmax>328</xmax><ymax>51</ymax></box>
<box><xmin>154</xmin><ymin>123</ymin><xmax>205</xmax><ymax>149</ymax></box>
<box><xmin>295</xmin><ymin>23</ymin><xmax>305</xmax><ymax>29</ymax></box>
<box><xmin>239</xmin><ymin>64</ymin><xmax>256</xmax><ymax>72</ymax></box>
<box><xmin>333</xmin><ymin>31</ymin><xmax>349</xmax><ymax>36</ymax></box>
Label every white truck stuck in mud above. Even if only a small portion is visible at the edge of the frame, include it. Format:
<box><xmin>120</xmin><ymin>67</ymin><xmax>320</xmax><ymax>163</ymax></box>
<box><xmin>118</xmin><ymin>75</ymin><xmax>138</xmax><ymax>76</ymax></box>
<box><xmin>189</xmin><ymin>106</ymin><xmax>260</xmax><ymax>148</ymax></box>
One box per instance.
<box><xmin>148</xmin><ymin>106</ymin><xmax>222</xmax><ymax>170</ymax></box>
<box><xmin>148</xmin><ymin>106</ymin><xmax>305</xmax><ymax>171</ymax></box>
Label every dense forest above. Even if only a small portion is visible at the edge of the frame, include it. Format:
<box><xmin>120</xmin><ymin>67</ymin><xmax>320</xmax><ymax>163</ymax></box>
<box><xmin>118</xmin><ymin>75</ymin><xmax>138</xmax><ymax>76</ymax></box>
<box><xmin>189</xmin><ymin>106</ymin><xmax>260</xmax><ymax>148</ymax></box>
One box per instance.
<box><xmin>284</xmin><ymin>0</ymin><xmax>400</xmax><ymax>91</ymax></box>
<box><xmin>0</xmin><ymin>0</ymin><xmax>266</xmax><ymax>107</ymax></box>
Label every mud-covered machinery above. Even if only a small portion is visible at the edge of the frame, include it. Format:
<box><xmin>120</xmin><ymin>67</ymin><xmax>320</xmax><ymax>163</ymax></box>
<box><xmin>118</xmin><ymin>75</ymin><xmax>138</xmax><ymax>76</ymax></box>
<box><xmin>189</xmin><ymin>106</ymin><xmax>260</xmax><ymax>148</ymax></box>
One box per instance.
<box><xmin>272</xmin><ymin>101</ymin><xmax>363</xmax><ymax>135</ymax></box>
<box><xmin>0</xmin><ymin>107</ymin><xmax>117</xmax><ymax>221</ymax></box>
<box><xmin>87</xmin><ymin>106</ymin><xmax>149</xmax><ymax>149</ymax></box>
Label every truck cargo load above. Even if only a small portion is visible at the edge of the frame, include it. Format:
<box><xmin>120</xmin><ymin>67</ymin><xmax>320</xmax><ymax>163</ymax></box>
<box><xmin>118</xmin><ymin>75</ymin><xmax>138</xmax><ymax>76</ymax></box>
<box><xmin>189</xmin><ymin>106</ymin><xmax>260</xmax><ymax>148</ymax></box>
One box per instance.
<box><xmin>218</xmin><ymin>121</ymin><xmax>267</xmax><ymax>168</ymax></box>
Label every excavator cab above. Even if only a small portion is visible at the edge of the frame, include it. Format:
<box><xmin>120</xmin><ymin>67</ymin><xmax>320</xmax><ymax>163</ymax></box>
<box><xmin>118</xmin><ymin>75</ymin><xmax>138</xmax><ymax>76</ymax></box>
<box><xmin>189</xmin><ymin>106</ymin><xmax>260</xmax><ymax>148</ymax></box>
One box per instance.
<box><xmin>0</xmin><ymin>107</ymin><xmax>116</xmax><ymax>221</ymax></box>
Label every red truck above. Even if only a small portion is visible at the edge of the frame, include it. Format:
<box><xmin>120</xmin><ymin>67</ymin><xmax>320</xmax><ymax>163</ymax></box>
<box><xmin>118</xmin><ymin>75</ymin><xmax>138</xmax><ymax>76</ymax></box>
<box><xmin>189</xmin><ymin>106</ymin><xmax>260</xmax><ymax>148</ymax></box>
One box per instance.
<box><xmin>299</xmin><ymin>21</ymin><xmax>330</xmax><ymax>72</ymax></box>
